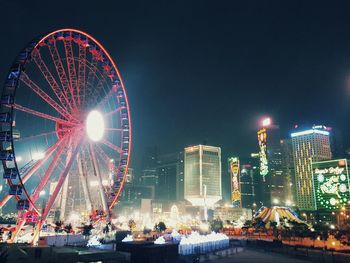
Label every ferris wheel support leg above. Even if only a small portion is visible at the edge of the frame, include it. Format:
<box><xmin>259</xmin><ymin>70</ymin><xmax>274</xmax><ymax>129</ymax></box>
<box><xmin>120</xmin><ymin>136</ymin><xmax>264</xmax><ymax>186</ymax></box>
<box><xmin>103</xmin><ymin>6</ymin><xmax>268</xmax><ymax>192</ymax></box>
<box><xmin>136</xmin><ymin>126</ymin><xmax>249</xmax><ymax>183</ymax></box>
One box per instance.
<box><xmin>89</xmin><ymin>143</ymin><xmax>110</xmax><ymax>221</ymax></box>
<box><xmin>9</xmin><ymin>215</ymin><xmax>26</xmax><ymax>243</ymax></box>
<box><xmin>60</xmin><ymin>143</ymin><xmax>73</xmax><ymax>222</ymax></box>
<box><xmin>77</xmin><ymin>153</ymin><xmax>92</xmax><ymax>213</ymax></box>
<box><xmin>31</xmin><ymin>220</ymin><xmax>42</xmax><ymax>246</ymax></box>
<box><xmin>40</xmin><ymin>137</ymin><xmax>83</xmax><ymax>226</ymax></box>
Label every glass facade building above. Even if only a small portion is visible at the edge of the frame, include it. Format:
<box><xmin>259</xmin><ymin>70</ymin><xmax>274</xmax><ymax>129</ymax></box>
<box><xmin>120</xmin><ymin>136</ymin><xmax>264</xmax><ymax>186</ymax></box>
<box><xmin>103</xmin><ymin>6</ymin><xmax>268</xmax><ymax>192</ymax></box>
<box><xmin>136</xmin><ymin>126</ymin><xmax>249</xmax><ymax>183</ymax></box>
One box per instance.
<box><xmin>184</xmin><ymin>145</ymin><xmax>222</xmax><ymax>206</ymax></box>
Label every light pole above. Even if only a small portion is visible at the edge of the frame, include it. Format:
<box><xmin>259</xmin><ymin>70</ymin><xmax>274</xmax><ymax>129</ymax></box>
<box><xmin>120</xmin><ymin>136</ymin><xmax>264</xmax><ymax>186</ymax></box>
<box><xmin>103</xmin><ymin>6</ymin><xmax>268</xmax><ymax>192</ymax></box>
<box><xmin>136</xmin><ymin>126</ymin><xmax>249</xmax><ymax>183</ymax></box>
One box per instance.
<box><xmin>203</xmin><ymin>184</ymin><xmax>208</xmax><ymax>222</ymax></box>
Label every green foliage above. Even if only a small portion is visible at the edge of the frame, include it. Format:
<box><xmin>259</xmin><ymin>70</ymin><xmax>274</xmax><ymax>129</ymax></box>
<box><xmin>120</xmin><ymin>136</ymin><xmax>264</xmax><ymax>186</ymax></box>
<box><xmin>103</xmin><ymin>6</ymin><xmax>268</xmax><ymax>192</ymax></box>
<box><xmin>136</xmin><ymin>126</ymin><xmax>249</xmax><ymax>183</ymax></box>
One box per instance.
<box><xmin>54</xmin><ymin>220</ymin><xmax>64</xmax><ymax>234</ymax></box>
<box><xmin>155</xmin><ymin>222</ymin><xmax>166</xmax><ymax>232</ymax></box>
<box><xmin>82</xmin><ymin>224</ymin><xmax>93</xmax><ymax>237</ymax></box>
<box><xmin>210</xmin><ymin>218</ymin><xmax>223</xmax><ymax>232</ymax></box>
<box><xmin>64</xmin><ymin>223</ymin><xmax>72</xmax><ymax>234</ymax></box>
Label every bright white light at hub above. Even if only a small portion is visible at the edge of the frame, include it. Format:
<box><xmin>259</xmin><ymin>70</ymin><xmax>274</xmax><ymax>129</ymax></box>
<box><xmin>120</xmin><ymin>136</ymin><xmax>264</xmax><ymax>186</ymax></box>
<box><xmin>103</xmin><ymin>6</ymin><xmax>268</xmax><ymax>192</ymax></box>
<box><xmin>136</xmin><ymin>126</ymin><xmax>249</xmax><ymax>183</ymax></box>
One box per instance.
<box><xmin>39</xmin><ymin>190</ymin><xmax>46</xmax><ymax>196</ymax></box>
<box><xmin>86</xmin><ymin>110</ymin><xmax>105</xmax><ymax>142</ymax></box>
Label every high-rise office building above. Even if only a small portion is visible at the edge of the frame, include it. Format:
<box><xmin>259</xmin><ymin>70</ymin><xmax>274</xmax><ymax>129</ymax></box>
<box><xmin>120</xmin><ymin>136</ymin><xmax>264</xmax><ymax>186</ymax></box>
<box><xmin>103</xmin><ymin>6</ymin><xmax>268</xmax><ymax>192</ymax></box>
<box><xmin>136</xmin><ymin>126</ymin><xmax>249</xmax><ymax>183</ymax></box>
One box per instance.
<box><xmin>184</xmin><ymin>145</ymin><xmax>222</xmax><ymax>207</ymax></box>
<box><xmin>240</xmin><ymin>161</ymin><xmax>258</xmax><ymax>209</ymax></box>
<box><xmin>280</xmin><ymin>138</ymin><xmax>295</xmax><ymax>205</ymax></box>
<box><xmin>291</xmin><ymin>126</ymin><xmax>332</xmax><ymax>211</ymax></box>
<box><xmin>257</xmin><ymin>118</ymin><xmax>284</xmax><ymax>206</ymax></box>
<box><xmin>141</xmin><ymin>169</ymin><xmax>158</xmax><ymax>187</ymax></box>
<box><xmin>155</xmin><ymin>151</ymin><xmax>184</xmax><ymax>201</ymax></box>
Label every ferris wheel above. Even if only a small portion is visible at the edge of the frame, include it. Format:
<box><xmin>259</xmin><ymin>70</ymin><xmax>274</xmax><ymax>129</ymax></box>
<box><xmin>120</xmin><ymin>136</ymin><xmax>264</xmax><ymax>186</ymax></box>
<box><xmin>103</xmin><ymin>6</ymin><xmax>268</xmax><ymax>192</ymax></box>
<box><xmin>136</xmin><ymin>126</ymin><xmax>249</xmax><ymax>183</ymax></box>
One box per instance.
<box><xmin>0</xmin><ymin>29</ymin><xmax>131</xmax><ymax>242</ymax></box>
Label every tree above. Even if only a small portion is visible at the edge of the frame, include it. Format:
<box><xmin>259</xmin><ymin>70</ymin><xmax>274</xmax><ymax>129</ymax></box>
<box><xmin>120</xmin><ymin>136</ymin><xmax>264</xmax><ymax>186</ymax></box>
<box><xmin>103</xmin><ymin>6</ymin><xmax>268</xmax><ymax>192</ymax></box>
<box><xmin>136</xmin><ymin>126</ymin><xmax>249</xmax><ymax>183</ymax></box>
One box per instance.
<box><xmin>64</xmin><ymin>224</ymin><xmax>72</xmax><ymax>245</ymax></box>
<box><xmin>103</xmin><ymin>224</ymin><xmax>110</xmax><ymax>234</ymax></box>
<box><xmin>82</xmin><ymin>224</ymin><xmax>93</xmax><ymax>239</ymax></box>
<box><xmin>157</xmin><ymin>222</ymin><xmax>166</xmax><ymax>232</ymax></box>
<box><xmin>210</xmin><ymin>219</ymin><xmax>223</xmax><ymax>232</ymax></box>
<box><xmin>54</xmin><ymin>220</ymin><xmax>63</xmax><ymax>234</ymax></box>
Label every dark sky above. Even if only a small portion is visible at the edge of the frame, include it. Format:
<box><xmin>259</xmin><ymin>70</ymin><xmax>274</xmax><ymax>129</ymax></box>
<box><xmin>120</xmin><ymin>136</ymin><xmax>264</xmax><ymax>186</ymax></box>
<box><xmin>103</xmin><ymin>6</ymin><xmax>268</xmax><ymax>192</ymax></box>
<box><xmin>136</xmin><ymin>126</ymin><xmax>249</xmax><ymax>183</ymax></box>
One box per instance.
<box><xmin>2</xmin><ymin>0</ymin><xmax>350</xmax><ymax>173</ymax></box>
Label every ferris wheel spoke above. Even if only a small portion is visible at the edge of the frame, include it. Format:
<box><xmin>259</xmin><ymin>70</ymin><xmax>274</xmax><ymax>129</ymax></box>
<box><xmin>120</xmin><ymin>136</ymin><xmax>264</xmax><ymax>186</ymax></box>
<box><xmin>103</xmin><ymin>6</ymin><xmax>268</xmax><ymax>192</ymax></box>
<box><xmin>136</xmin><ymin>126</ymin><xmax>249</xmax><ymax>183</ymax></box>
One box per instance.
<box><xmin>63</xmin><ymin>37</ymin><xmax>79</xmax><ymax>106</ymax></box>
<box><xmin>89</xmin><ymin>143</ymin><xmax>110</xmax><ymax>219</ymax></box>
<box><xmin>0</xmin><ymin>134</ymin><xmax>71</xmax><ymax>209</ymax></box>
<box><xmin>20</xmin><ymin>135</ymin><xmax>68</xmax><ymax>185</ymax></box>
<box><xmin>96</xmin><ymin>87</ymin><xmax>115</xmax><ymax>108</ymax></box>
<box><xmin>85</xmin><ymin>56</ymin><xmax>98</xmax><ymax>102</ymax></box>
<box><xmin>78</xmin><ymin>44</ymin><xmax>86</xmax><ymax>107</ymax></box>
<box><xmin>47</xmin><ymin>40</ymin><xmax>77</xmax><ymax>110</ymax></box>
<box><xmin>40</xmin><ymin>136</ymin><xmax>83</xmax><ymax>221</ymax></box>
<box><xmin>32</xmin><ymin>49</ymin><xmax>73</xmax><ymax>112</ymax></box>
<box><xmin>95</xmin><ymin>144</ymin><xmax>112</xmax><ymax>163</ymax></box>
<box><xmin>89</xmin><ymin>78</ymin><xmax>107</xmax><ymax>104</ymax></box>
<box><xmin>99</xmin><ymin>139</ymin><xmax>122</xmax><ymax>154</ymax></box>
<box><xmin>30</xmin><ymin>142</ymin><xmax>67</xmax><ymax>204</ymax></box>
<box><xmin>19</xmin><ymin>72</ymin><xmax>72</xmax><ymax>120</ymax></box>
<box><xmin>9</xmin><ymin>103</ymin><xmax>77</xmax><ymax>127</ymax></box>
<box><xmin>104</xmin><ymin>106</ymin><xmax>124</xmax><ymax>117</ymax></box>
<box><xmin>105</xmin><ymin>127</ymin><xmax>124</xmax><ymax>132</ymax></box>
<box><xmin>18</xmin><ymin>128</ymin><xmax>71</xmax><ymax>142</ymax></box>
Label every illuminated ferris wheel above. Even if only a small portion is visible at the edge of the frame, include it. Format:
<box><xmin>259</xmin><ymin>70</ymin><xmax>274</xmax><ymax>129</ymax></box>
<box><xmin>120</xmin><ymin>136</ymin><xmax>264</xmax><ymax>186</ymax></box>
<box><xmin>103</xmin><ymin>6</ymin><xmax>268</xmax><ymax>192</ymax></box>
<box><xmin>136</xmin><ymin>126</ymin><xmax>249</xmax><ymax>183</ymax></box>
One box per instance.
<box><xmin>0</xmin><ymin>29</ymin><xmax>131</xmax><ymax>242</ymax></box>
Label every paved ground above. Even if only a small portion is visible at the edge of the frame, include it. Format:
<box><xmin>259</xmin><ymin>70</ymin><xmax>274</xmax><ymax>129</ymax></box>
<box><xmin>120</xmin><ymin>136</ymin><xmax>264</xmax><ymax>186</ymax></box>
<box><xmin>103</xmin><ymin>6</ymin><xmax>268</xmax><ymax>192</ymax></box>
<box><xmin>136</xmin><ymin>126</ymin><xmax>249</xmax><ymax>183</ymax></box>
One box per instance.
<box><xmin>205</xmin><ymin>249</ymin><xmax>312</xmax><ymax>263</ymax></box>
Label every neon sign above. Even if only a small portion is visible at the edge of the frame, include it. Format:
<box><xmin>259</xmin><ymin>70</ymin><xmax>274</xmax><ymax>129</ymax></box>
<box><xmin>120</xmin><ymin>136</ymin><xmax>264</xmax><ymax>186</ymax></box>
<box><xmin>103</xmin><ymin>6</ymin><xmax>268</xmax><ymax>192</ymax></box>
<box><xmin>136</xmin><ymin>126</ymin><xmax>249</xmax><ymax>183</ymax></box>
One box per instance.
<box><xmin>258</xmin><ymin>128</ymin><xmax>268</xmax><ymax>181</ymax></box>
<box><xmin>313</xmin><ymin>159</ymin><xmax>350</xmax><ymax>210</ymax></box>
<box><xmin>228</xmin><ymin>157</ymin><xmax>241</xmax><ymax>208</ymax></box>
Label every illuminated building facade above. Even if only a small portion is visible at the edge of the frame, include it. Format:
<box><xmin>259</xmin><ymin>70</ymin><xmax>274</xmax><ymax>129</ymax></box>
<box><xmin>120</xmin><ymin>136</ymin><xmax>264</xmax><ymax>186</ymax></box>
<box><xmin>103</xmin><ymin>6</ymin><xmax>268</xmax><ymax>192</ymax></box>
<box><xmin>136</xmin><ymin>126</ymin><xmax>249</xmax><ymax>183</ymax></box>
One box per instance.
<box><xmin>257</xmin><ymin>118</ymin><xmax>284</xmax><ymax>206</ymax></box>
<box><xmin>257</xmin><ymin>128</ymin><xmax>268</xmax><ymax>181</ymax></box>
<box><xmin>228</xmin><ymin>157</ymin><xmax>241</xmax><ymax>208</ymax></box>
<box><xmin>312</xmin><ymin>159</ymin><xmax>350</xmax><ymax>211</ymax></box>
<box><xmin>291</xmin><ymin>126</ymin><xmax>332</xmax><ymax>211</ymax></box>
<box><xmin>184</xmin><ymin>145</ymin><xmax>222</xmax><ymax>207</ymax></box>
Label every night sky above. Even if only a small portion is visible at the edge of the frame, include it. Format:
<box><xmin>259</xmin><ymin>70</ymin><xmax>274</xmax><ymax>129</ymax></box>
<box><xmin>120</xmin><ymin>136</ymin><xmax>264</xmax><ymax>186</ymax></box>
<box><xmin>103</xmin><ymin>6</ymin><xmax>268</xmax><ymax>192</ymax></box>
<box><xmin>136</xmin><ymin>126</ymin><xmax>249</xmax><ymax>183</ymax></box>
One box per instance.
<box><xmin>2</xmin><ymin>1</ymin><xmax>350</xmax><ymax>173</ymax></box>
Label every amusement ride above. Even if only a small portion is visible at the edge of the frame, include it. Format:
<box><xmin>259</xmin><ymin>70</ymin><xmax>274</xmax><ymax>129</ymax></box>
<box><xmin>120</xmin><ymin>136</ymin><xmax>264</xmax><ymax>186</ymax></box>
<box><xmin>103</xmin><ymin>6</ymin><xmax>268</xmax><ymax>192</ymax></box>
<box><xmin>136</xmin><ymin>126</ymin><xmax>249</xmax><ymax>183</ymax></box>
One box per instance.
<box><xmin>0</xmin><ymin>29</ymin><xmax>131</xmax><ymax>243</ymax></box>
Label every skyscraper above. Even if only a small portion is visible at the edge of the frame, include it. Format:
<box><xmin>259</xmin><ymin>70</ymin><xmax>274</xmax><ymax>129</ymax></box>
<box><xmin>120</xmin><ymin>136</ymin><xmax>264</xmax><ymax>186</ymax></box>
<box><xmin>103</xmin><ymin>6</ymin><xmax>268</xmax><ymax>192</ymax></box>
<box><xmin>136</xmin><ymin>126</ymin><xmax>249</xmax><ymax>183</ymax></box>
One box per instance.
<box><xmin>240</xmin><ymin>161</ymin><xmax>258</xmax><ymax>209</ymax></box>
<box><xmin>291</xmin><ymin>126</ymin><xmax>332</xmax><ymax>211</ymax></box>
<box><xmin>280</xmin><ymin>138</ymin><xmax>295</xmax><ymax>205</ymax></box>
<box><xmin>257</xmin><ymin>118</ymin><xmax>284</xmax><ymax>206</ymax></box>
<box><xmin>155</xmin><ymin>151</ymin><xmax>184</xmax><ymax>201</ymax></box>
<box><xmin>184</xmin><ymin>145</ymin><xmax>222</xmax><ymax>207</ymax></box>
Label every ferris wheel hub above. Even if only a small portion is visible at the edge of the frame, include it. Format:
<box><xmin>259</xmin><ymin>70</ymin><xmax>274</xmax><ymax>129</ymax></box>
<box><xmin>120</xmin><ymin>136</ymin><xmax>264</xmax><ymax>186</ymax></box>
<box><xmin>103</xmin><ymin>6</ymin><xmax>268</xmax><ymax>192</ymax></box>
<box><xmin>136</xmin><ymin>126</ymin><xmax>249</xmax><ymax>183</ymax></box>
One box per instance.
<box><xmin>86</xmin><ymin>110</ymin><xmax>105</xmax><ymax>142</ymax></box>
